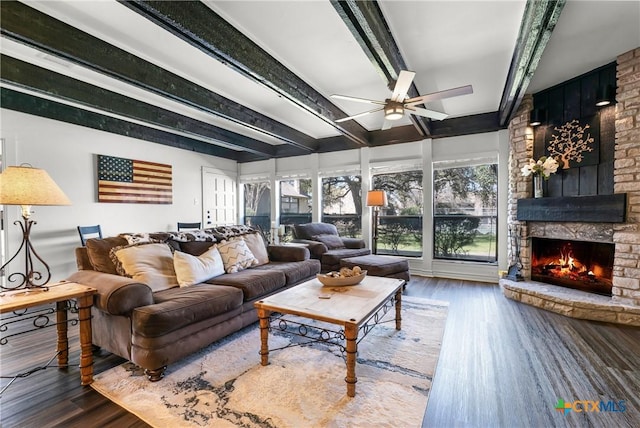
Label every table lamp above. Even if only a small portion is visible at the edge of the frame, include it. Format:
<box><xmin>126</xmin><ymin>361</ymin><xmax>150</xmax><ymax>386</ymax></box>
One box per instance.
<box><xmin>0</xmin><ymin>165</ymin><xmax>71</xmax><ymax>291</ymax></box>
<box><xmin>366</xmin><ymin>190</ymin><xmax>387</xmax><ymax>255</ymax></box>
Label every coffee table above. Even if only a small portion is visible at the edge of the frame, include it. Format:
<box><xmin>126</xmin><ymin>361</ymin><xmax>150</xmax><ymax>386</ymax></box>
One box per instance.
<box><xmin>254</xmin><ymin>275</ymin><xmax>405</xmax><ymax>397</ymax></box>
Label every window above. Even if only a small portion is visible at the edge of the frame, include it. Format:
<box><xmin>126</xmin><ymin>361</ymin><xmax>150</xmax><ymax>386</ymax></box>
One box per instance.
<box><xmin>279</xmin><ymin>178</ymin><xmax>312</xmax><ymax>240</ymax></box>
<box><xmin>243</xmin><ymin>181</ymin><xmax>271</xmax><ymax>238</ymax></box>
<box><xmin>321</xmin><ymin>175</ymin><xmax>362</xmax><ymax>238</ymax></box>
<box><xmin>433</xmin><ymin>163</ymin><xmax>497</xmax><ymax>262</ymax></box>
<box><xmin>372</xmin><ymin>170</ymin><xmax>423</xmax><ymax>257</ymax></box>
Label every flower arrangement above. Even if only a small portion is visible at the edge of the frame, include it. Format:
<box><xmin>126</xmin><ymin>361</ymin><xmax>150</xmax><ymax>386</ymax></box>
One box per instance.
<box><xmin>521</xmin><ymin>156</ymin><xmax>559</xmax><ymax>179</ymax></box>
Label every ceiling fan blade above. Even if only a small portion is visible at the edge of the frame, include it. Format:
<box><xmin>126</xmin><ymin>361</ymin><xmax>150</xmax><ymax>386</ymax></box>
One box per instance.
<box><xmin>331</xmin><ymin>94</ymin><xmax>386</xmax><ymax>105</ymax></box>
<box><xmin>405</xmin><ymin>85</ymin><xmax>473</xmax><ymax>106</ymax></box>
<box><xmin>406</xmin><ymin>106</ymin><xmax>449</xmax><ymax>121</ymax></box>
<box><xmin>390</xmin><ymin>70</ymin><xmax>416</xmax><ymax>102</ymax></box>
<box><xmin>381</xmin><ymin>119</ymin><xmax>394</xmax><ymax>130</ymax></box>
<box><xmin>335</xmin><ymin>107</ymin><xmax>384</xmax><ymax>123</ymax></box>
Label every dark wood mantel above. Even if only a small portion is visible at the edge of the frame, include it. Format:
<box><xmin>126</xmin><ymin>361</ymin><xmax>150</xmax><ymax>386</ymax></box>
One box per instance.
<box><xmin>516</xmin><ymin>194</ymin><xmax>626</xmax><ymax>223</ymax></box>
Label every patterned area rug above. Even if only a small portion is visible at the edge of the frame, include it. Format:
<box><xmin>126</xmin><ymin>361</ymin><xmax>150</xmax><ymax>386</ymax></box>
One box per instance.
<box><xmin>91</xmin><ymin>295</ymin><xmax>448</xmax><ymax>427</ymax></box>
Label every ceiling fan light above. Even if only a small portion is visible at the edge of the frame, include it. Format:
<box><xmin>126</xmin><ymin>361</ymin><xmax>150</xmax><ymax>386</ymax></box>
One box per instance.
<box><xmin>384</xmin><ymin>103</ymin><xmax>404</xmax><ymax>121</ymax></box>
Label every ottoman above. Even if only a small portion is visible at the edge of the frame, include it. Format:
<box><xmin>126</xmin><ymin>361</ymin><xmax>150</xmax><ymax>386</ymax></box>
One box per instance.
<box><xmin>340</xmin><ymin>255</ymin><xmax>410</xmax><ymax>283</ymax></box>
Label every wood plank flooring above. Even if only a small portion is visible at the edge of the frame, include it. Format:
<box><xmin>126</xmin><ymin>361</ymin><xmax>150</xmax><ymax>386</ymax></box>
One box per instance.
<box><xmin>1</xmin><ymin>276</ymin><xmax>639</xmax><ymax>427</ymax></box>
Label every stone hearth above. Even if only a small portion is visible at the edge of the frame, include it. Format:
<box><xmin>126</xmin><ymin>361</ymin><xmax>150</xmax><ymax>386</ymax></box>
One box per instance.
<box><xmin>500</xmin><ymin>279</ymin><xmax>640</xmax><ymax>326</ymax></box>
<box><xmin>504</xmin><ymin>47</ymin><xmax>640</xmax><ymax>324</ymax></box>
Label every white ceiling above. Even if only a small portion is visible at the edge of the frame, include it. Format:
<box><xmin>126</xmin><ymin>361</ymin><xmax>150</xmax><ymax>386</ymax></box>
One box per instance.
<box><xmin>1</xmin><ymin>0</ymin><xmax>639</xmax><ymax>154</ymax></box>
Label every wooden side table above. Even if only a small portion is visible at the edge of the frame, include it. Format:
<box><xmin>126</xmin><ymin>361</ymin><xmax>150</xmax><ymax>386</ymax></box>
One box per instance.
<box><xmin>0</xmin><ymin>281</ymin><xmax>97</xmax><ymax>391</ymax></box>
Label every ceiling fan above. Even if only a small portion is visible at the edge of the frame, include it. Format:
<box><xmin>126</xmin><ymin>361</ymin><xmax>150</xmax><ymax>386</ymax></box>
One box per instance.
<box><xmin>331</xmin><ymin>70</ymin><xmax>473</xmax><ymax>130</ymax></box>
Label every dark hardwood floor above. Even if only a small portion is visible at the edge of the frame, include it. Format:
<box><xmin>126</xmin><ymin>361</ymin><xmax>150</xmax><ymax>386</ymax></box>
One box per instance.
<box><xmin>1</xmin><ymin>277</ymin><xmax>639</xmax><ymax>427</ymax></box>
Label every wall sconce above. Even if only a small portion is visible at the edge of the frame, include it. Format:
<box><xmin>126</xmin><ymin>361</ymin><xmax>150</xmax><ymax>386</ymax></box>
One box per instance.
<box><xmin>595</xmin><ymin>85</ymin><xmax>614</xmax><ymax>107</ymax></box>
<box><xmin>529</xmin><ymin>108</ymin><xmax>545</xmax><ymax>126</ymax></box>
<box><xmin>0</xmin><ymin>165</ymin><xmax>71</xmax><ymax>290</ymax></box>
<box><xmin>366</xmin><ymin>190</ymin><xmax>387</xmax><ymax>254</ymax></box>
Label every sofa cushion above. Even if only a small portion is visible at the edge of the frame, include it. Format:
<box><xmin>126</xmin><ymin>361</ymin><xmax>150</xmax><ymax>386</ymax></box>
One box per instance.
<box><xmin>254</xmin><ymin>259</ymin><xmax>321</xmax><ymax>285</ymax></box>
<box><xmin>207</xmin><ymin>268</ymin><xmax>286</xmax><ymax>301</ymax></box>
<box><xmin>242</xmin><ymin>233</ymin><xmax>269</xmax><ymax>266</ymax></box>
<box><xmin>85</xmin><ymin>236</ymin><xmax>129</xmax><ymax>274</ymax></box>
<box><xmin>217</xmin><ymin>239</ymin><xmax>259</xmax><ymax>273</ymax></box>
<box><xmin>176</xmin><ymin>240</ymin><xmax>218</xmax><ymax>256</ymax></box>
<box><xmin>313</xmin><ymin>234</ymin><xmax>345</xmax><ymax>249</ymax></box>
<box><xmin>133</xmin><ymin>284</ymin><xmax>243</xmax><ymax>337</ymax></box>
<box><xmin>173</xmin><ymin>245</ymin><xmax>225</xmax><ymax>287</ymax></box>
<box><xmin>111</xmin><ymin>242</ymin><xmax>178</xmax><ymax>292</ymax></box>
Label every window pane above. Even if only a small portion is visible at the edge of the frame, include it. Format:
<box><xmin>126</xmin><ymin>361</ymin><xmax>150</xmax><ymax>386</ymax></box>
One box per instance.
<box><xmin>321</xmin><ymin>175</ymin><xmax>362</xmax><ymax>238</ymax></box>
<box><xmin>372</xmin><ymin>171</ymin><xmax>423</xmax><ymax>257</ymax></box>
<box><xmin>279</xmin><ymin>179</ymin><xmax>312</xmax><ymax>240</ymax></box>
<box><xmin>244</xmin><ymin>182</ymin><xmax>271</xmax><ymax>239</ymax></box>
<box><xmin>433</xmin><ymin>164</ymin><xmax>498</xmax><ymax>262</ymax></box>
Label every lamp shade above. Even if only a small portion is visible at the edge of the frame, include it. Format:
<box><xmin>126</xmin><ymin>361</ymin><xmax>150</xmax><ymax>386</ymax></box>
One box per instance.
<box><xmin>0</xmin><ymin>166</ymin><xmax>71</xmax><ymax>206</ymax></box>
<box><xmin>366</xmin><ymin>190</ymin><xmax>387</xmax><ymax>207</ymax></box>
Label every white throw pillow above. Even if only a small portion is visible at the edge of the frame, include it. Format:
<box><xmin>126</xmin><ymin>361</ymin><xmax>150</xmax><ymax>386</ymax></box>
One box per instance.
<box><xmin>111</xmin><ymin>243</ymin><xmax>178</xmax><ymax>292</ymax></box>
<box><xmin>173</xmin><ymin>245</ymin><xmax>225</xmax><ymax>287</ymax></box>
<box><xmin>241</xmin><ymin>233</ymin><xmax>269</xmax><ymax>266</ymax></box>
<box><xmin>217</xmin><ymin>239</ymin><xmax>259</xmax><ymax>273</ymax></box>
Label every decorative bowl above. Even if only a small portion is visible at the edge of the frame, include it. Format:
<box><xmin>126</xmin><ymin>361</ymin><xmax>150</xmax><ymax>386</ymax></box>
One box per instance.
<box><xmin>316</xmin><ymin>271</ymin><xmax>367</xmax><ymax>287</ymax></box>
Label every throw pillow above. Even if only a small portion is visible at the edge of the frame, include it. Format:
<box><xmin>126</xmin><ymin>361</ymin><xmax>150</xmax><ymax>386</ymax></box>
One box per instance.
<box><xmin>313</xmin><ymin>234</ymin><xmax>345</xmax><ymax>250</ymax></box>
<box><xmin>217</xmin><ymin>239</ymin><xmax>259</xmax><ymax>273</ymax></box>
<box><xmin>85</xmin><ymin>236</ymin><xmax>129</xmax><ymax>274</ymax></box>
<box><xmin>110</xmin><ymin>242</ymin><xmax>178</xmax><ymax>292</ymax></box>
<box><xmin>173</xmin><ymin>245</ymin><xmax>225</xmax><ymax>287</ymax></box>
<box><xmin>242</xmin><ymin>233</ymin><xmax>269</xmax><ymax>266</ymax></box>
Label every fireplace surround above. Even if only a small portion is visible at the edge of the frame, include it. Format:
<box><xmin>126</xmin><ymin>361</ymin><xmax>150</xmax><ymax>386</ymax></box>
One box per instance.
<box><xmin>501</xmin><ymin>47</ymin><xmax>640</xmax><ymax>326</ymax></box>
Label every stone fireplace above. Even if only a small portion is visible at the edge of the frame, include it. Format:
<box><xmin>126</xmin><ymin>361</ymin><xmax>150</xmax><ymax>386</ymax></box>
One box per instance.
<box><xmin>500</xmin><ymin>47</ymin><xmax>640</xmax><ymax>326</ymax></box>
<box><xmin>530</xmin><ymin>237</ymin><xmax>614</xmax><ymax>296</ymax></box>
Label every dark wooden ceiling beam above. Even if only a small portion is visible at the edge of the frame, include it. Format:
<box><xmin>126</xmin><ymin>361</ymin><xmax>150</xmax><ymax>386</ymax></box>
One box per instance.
<box><xmin>498</xmin><ymin>0</ymin><xmax>566</xmax><ymax>126</ymax></box>
<box><xmin>0</xmin><ymin>0</ymin><xmax>317</xmax><ymax>153</ymax></box>
<box><xmin>330</xmin><ymin>0</ymin><xmax>431</xmax><ymax>137</ymax></box>
<box><xmin>0</xmin><ymin>55</ymin><xmax>296</xmax><ymax>158</ymax></box>
<box><xmin>0</xmin><ymin>87</ymin><xmax>253</xmax><ymax>161</ymax></box>
<box><xmin>120</xmin><ymin>0</ymin><xmax>368</xmax><ymax>149</ymax></box>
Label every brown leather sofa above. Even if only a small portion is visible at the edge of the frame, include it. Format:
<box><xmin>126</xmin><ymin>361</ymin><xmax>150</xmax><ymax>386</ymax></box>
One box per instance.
<box><xmin>67</xmin><ymin>226</ymin><xmax>320</xmax><ymax>381</ymax></box>
<box><xmin>291</xmin><ymin>222</ymin><xmax>370</xmax><ymax>272</ymax></box>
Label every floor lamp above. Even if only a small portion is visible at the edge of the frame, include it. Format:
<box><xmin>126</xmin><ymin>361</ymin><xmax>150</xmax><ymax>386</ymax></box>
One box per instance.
<box><xmin>0</xmin><ymin>165</ymin><xmax>71</xmax><ymax>291</ymax></box>
<box><xmin>366</xmin><ymin>190</ymin><xmax>387</xmax><ymax>255</ymax></box>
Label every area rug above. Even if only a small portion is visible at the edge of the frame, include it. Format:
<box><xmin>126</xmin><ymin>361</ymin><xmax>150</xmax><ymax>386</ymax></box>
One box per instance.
<box><xmin>91</xmin><ymin>295</ymin><xmax>448</xmax><ymax>428</ymax></box>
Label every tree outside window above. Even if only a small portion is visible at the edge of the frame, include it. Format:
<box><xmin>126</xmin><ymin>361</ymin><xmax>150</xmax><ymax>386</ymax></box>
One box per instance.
<box><xmin>243</xmin><ymin>181</ymin><xmax>271</xmax><ymax>238</ymax></box>
<box><xmin>433</xmin><ymin>164</ymin><xmax>497</xmax><ymax>262</ymax></box>
<box><xmin>372</xmin><ymin>171</ymin><xmax>423</xmax><ymax>257</ymax></box>
<box><xmin>321</xmin><ymin>175</ymin><xmax>362</xmax><ymax>238</ymax></box>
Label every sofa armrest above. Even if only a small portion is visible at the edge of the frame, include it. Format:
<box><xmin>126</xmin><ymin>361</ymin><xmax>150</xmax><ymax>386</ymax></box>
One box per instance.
<box><xmin>291</xmin><ymin>239</ymin><xmax>328</xmax><ymax>258</ymax></box>
<box><xmin>267</xmin><ymin>245</ymin><xmax>310</xmax><ymax>262</ymax></box>
<box><xmin>67</xmin><ymin>270</ymin><xmax>153</xmax><ymax>316</ymax></box>
<box><xmin>342</xmin><ymin>238</ymin><xmax>366</xmax><ymax>249</ymax></box>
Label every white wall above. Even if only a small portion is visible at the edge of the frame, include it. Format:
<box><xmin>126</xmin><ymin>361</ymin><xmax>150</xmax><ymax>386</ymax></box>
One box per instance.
<box><xmin>1</xmin><ymin>109</ymin><xmax>236</xmax><ymax>282</ymax></box>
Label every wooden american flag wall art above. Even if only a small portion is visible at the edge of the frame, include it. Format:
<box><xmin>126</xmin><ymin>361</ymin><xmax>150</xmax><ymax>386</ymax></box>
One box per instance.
<box><xmin>97</xmin><ymin>155</ymin><xmax>173</xmax><ymax>204</ymax></box>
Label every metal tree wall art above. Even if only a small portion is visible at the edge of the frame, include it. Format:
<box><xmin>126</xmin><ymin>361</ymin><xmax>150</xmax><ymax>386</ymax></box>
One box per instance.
<box><xmin>546</xmin><ymin>118</ymin><xmax>598</xmax><ymax>169</ymax></box>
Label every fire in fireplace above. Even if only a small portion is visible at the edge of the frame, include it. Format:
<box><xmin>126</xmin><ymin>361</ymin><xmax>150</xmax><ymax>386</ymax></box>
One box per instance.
<box><xmin>531</xmin><ymin>238</ymin><xmax>614</xmax><ymax>296</ymax></box>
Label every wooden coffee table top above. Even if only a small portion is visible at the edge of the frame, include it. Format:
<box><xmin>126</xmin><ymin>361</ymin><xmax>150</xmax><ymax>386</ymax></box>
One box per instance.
<box><xmin>255</xmin><ymin>275</ymin><xmax>404</xmax><ymax>326</ymax></box>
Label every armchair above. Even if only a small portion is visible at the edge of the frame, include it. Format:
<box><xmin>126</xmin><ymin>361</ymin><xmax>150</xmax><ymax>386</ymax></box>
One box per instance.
<box><xmin>292</xmin><ymin>222</ymin><xmax>370</xmax><ymax>272</ymax></box>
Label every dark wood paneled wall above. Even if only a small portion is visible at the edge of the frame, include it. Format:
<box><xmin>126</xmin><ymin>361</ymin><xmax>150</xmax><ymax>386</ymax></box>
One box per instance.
<box><xmin>533</xmin><ymin>62</ymin><xmax>616</xmax><ymax>197</ymax></box>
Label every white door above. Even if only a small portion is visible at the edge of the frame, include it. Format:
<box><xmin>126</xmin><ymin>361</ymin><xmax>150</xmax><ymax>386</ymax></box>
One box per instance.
<box><xmin>202</xmin><ymin>167</ymin><xmax>237</xmax><ymax>227</ymax></box>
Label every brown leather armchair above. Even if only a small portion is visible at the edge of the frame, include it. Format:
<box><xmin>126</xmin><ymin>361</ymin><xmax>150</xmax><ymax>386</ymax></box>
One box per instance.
<box><xmin>292</xmin><ymin>222</ymin><xmax>370</xmax><ymax>272</ymax></box>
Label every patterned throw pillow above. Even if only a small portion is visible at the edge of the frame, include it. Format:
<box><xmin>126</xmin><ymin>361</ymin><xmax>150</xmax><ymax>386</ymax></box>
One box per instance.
<box><xmin>173</xmin><ymin>245</ymin><xmax>225</xmax><ymax>287</ymax></box>
<box><xmin>110</xmin><ymin>242</ymin><xmax>178</xmax><ymax>292</ymax></box>
<box><xmin>312</xmin><ymin>234</ymin><xmax>345</xmax><ymax>250</ymax></box>
<box><xmin>217</xmin><ymin>239</ymin><xmax>259</xmax><ymax>273</ymax></box>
